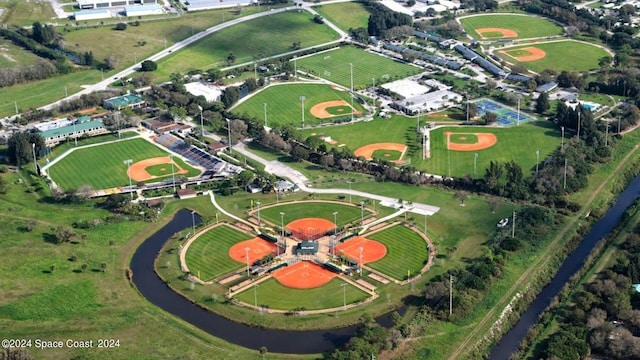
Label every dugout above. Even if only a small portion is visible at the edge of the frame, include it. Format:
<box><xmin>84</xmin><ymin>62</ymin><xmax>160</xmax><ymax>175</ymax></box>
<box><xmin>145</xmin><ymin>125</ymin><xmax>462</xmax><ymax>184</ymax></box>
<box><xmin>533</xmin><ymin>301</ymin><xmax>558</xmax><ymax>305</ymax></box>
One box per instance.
<box><xmin>294</xmin><ymin>241</ymin><xmax>318</xmax><ymax>256</ymax></box>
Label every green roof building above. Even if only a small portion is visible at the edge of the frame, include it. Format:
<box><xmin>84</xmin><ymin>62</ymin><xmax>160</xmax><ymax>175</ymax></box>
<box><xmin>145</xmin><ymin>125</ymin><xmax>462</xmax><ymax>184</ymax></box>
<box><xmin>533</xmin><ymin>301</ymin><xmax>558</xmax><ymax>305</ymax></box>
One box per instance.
<box><xmin>103</xmin><ymin>94</ymin><xmax>146</xmax><ymax>110</ymax></box>
<box><xmin>39</xmin><ymin>120</ymin><xmax>107</xmax><ymax>146</ymax></box>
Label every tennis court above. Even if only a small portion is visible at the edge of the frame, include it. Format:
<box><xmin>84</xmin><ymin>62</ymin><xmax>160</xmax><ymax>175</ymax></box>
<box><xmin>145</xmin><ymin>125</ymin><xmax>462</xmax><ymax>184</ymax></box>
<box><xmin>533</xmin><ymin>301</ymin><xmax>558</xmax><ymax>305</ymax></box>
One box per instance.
<box><xmin>474</xmin><ymin>98</ymin><xmax>533</xmax><ymax>126</ymax></box>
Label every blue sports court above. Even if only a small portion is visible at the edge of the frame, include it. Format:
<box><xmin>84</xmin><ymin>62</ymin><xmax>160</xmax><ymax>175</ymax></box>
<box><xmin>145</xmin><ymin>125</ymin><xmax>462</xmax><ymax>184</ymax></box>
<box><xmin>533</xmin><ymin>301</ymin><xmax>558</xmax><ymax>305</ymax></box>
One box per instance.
<box><xmin>474</xmin><ymin>99</ymin><xmax>532</xmax><ymax>126</ymax></box>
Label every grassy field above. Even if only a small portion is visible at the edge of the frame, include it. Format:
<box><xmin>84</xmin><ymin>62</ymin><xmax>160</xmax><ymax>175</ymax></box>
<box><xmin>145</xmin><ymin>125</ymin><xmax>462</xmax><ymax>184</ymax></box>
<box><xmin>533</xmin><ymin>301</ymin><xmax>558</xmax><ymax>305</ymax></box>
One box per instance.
<box><xmin>459</xmin><ymin>14</ymin><xmax>563</xmax><ymax>39</ymax></box>
<box><xmin>184</xmin><ymin>225</ymin><xmax>253</xmax><ymax>281</ymax></box>
<box><xmin>372</xmin><ymin>149</ymin><xmax>402</xmax><ymax>161</ymax></box>
<box><xmin>367</xmin><ymin>225</ymin><xmax>428</xmax><ymax>280</ymax></box>
<box><xmin>258</xmin><ymin>201</ymin><xmax>367</xmax><ymax>227</ymax></box>
<box><xmin>497</xmin><ymin>40</ymin><xmax>610</xmax><ymax>73</ymax></box>
<box><xmin>155</xmin><ymin>11</ymin><xmax>340</xmax><ymax>79</ymax></box>
<box><xmin>313</xmin><ymin>2</ymin><xmax>371</xmax><ymax>31</ymax></box>
<box><xmin>0</xmin><ymin>69</ymin><xmax>105</xmax><ymax>117</ymax></box>
<box><xmin>0</xmin><ymin>38</ymin><xmax>44</xmax><ymax>68</ymax></box>
<box><xmin>232</xmin><ymin>83</ymin><xmax>366</xmax><ymax>126</ymax></box>
<box><xmin>296</xmin><ymin>46</ymin><xmax>420</xmax><ymax>89</ymax></box>
<box><xmin>300</xmin><ymin>117</ymin><xmax>560</xmax><ymax>178</ymax></box>
<box><xmin>47</xmin><ymin>138</ymin><xmax>200</xmax><ymax>189</ymax></box>
<box><xmin>0</xmin><ymin>0</ymin><xmax>56</xmax><ymax>27</ymax></box>
<box><xmin>234</xmin><ymin>277</ymin><xmax>369</xmax><ymax>310</ymax></box>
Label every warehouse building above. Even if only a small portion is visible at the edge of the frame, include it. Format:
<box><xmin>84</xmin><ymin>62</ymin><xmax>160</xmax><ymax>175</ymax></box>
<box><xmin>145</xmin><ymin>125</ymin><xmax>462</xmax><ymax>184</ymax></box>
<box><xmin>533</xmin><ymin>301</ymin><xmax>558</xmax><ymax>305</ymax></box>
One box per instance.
<box><xmin>73</xmin><ymin>9</ymin><xmax>112</xmax><ymax>20</ymax></box>
<box><xmin>76</xmin><ymin>0</ymin><xmax>156</xmax><ymax>10</ymax></box>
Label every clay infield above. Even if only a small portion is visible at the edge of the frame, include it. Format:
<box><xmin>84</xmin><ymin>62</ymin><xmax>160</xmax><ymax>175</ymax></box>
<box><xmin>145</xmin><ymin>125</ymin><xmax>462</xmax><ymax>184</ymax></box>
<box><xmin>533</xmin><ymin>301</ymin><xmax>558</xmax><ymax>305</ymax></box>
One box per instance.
<box><xmin>476</xmin><ymin>27</ymin><xmax>518</xmax><ymax>39</ymax></box>
<box><xmin>228</xmin><ymin>238</ymin><xmax>277</xmax><ymax>264</ymax></box>
<box><xmin>310</xmin><ymin>100</ymin><xmax>361</xmax><ymax>119</ymax></box>
<box><xmin>335</xmin><ymin>236</ymin><xmax>387</xmax><ymax>264</ymax></box>
<box><xmin>354</xmin><ymin>143</ymin><xmax>408</xmax><ymax>163</ymax></box>
<box><xmin>272</xmin><ymin>261</ymin><xmax>336</xmax><ymax>289</ymax></box>
<box><xmin>499</xmin><ymin>46</ymin><xmax>546</xmax><ymax>62</ymax></box>
<box><xmin>127</xmin><ymin>156</ymin><xmax>188</xmax><ymax>182</ymax></box>
<box><xmin>286</xmin><ymin>218</ymin><xmax>336</xmax><ymax>241</ymax></box>
<box><xmin>446</xmin><ymin>132</ymin><xmax>497</xmax><ymax>151</ymax></box>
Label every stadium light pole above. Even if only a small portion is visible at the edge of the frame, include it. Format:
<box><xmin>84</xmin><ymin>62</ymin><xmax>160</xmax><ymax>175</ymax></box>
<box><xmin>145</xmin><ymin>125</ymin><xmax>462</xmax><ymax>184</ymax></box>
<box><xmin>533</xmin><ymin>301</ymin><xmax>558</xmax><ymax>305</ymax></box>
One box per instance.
<box><xmin>198</xmin><ymin>105</ymin><xmax>204</xmax><ymax>138</ymax></box>
<box><xmin>561</xmin><ymin>126</ymin><xmax>565</xmax><ymax>150</ymax></box>
<box><xmin>254</xmin><ymin>284</ymin><xmax>258</xmax><ymax>307</ymax></box>
<box><xmin>449</xmin><ymin>274</ymin><xmax>454</xmax><ymax>315</ymax></box>
<box><xmin>563</xmin><ymin>158</ymin><xmax>568</xmax><ymax>190</ymax></box>
<box><xmin>347</xmin><ymin>180</ymin><xmax>352</xmax><ymax>204</ymax></box>
<box><xmin>358</xmin><ymin>246</ymin><xmax>363</xmax><ymax>276</ymax></box>
<box><xmin>536</xmin><ymin>150</ymin><xmax>540</xmax><ymax>175</ymax></box>
<box><xmin>255</xmin><ymin>201</ymin><xmax>262</xmax><ymax>228</ymax></box>
<box><xmin>123</xmin><ymin>159</ymin><xmax>133</xmax><ymax>200</ymax></box>
<box><xmin>191</xmin><ymin>210</ymin><xmax>196</xmax><ymax>235</ymax></box>
<box><xmin>245</xmin><ymin>247</ymin><xmax>250</xmax><ymax>277</ymax></box>
<box><xmin>169</xmin><ymin>154</ymin><xmax>176</xmax><ymax>193</ymax></box>
<box><xmin>349</xmin><ymin>62</ymin><xmax>354</xmax><ymax>122</ymax></box>
<box><xmin>333</xmin><ymin>211</ymin><xmax>338</xmax><ymax>237</ymax></box>
<box><xmin>340</xmin><ymin>283</ymin><xmax>347</xmax><ymax>310</ymax></box>
<box><xmin>360</xmin><ymin>201</ymin><xmax>365</xmax><ymax>227</ymax></box>
<box><xmin>300</xmin><ymin>96</ymin><xmax>305</xmax><ymax>128</ymax></box>
<box><xmin>605</xmin><ymin>122</ymin><xmax>609</xmax><ymax>146</ymax></box>
<box><xmin>263</xmin><ymin>103</ymin><xmax>268</xmax><ymax>128</ymax></box>
<box><xmin>280</xmin><ymin>212</ymin><xmax>285</xmax><ymax>254</ymax></box>
<box><xmin>226</xmin><ymin>118</ymin><xmax>232</xmax><ymax>154</ymax></box>
<box><xmin>31</xmin><ymin>143</ymin><xmax>37</xmax><ymax>173</ymax></box>
<box><xmin>473</xmin><ymin>153</ymin><xmax>478</xmax><ymax>177</ymax></box>
<box><xmin>73</xmin><ymin>121</ymin><xmax>77</xmax><ymax>147</ymax></box>
<box><xmin>517</xmin><ymin>95</ymin><xmax>521</xmax><ymax>126</ymax></box>
<box><xmin>371</xmin><ymin>77</ymin><xmax>376</xmax><ymax>107</ymax></box>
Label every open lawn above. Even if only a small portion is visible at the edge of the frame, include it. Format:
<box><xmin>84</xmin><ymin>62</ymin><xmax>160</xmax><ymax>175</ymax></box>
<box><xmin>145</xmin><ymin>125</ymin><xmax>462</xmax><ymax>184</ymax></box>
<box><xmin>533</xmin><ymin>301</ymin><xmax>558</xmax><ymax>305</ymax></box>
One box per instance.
<box><xmin>234</xmin><ymin>277</ymin><xmax>368</xmax><ymax>310</ymax></box>
<box><xmin>155</xmin><ymin>11</ymin><xmax>339</xmax><ymax>79</ymax></box>
<box><xmin>313</xmin><ymin>2</ymin><xmax>371</xmax><ymax>32</ymax></box>
<box><xmin>301</xmin><ymin>118</ymin><xmax>561</xmax><ymax>178</ymax></box>
<box><xmin>47</xmin><ymin>138</ymin><xmax>200</xmax><ymax>190</ymax></box>
<box><xmin>296</xmin><ymin>46</ymin><xmax>419</xmax><ymax>89</ymax></box>
<box><xmin>459</xmin><ymin>14</ymin><xmax>563</xmax><ymax>39</ymax></box>
<box><xmin>63</xmin><ymin>8</ymin><xmax>261</xmax><ymax>74</ymax></box>
<box><xmin>367</xmin><ymin>225</ymin><xmax>428</xmax><ymax>280</ymax></box>
<box><xmin>0</xmin><ymin>38</ymin><xmax>44</xmax><ymax>69</ymax></box>
<box><xmin>232</xmin><ymin>83</ymin><xmax>366</xmax><ymax>126</ymax></box>
<box><xmin>258</xmin><ymin>201</ymin><xmax>367</xmax><ymax>227</ymax></box>
<box><xmin>0</xmin><ymin>70</ymin><xmax>104</xmax><ymax>117</ymax></box>
<box><xmin>184</xmin><ymin>225</ymin><xmax>253</xmax><ymax>281</ymax></box>
<box><xmin>0</xmin><ymin>0</ymin><xmax>56</xmax><ymax>27</ymax></box>
<box><xmin>497</xmin><ymin>40</ymin><xmax>609</xmax><ymax>73</ymax></box>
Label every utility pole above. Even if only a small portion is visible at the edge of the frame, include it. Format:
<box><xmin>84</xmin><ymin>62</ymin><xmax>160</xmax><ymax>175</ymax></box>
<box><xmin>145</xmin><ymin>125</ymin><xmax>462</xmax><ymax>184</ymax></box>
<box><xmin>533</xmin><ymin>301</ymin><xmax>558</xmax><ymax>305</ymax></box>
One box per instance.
<box><xmin>563</xmin><ymin>158</ymin><xmax>568</xmax><ymax>190</ymax></box>
<box><xmin>577</xmin><ymin>112</ymin><xmax>581</xmax><ymax>139</ymax></box>
<box><xmin>561</xmin><ymin>126</ymin><xmax>565</xmax><ymax>149</ymax></box>
<box><xmin>449</xmin><ymin>274</ymin><xmax>454</xmax><ymax>315</ymax></box>
<box><xmin>349</xmin><ymin>62</ymin><xmax>354</xmax><ymax>122</ymax></box>
<box><xmin>511</xmin><ymin>210</ymin><xmax>516</xmax><ymax>238</ymax></box>
<box><xmin>300</xmin><ymin>95</ymin><xmax>305</xmax><ymax>128</ymax></box>
<box><xmin>536</xmin><ymin>150</ymin><xmax>539</xmax><ymax>175</ymax></box>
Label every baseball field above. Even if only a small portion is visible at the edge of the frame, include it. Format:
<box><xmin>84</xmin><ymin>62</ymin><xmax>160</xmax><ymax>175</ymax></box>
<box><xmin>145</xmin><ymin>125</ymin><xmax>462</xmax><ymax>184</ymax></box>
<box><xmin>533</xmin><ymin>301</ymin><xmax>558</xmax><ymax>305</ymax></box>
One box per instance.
<box><xmin>301</xmin><ymin>117</ymin><xmax>561</xmax><ymax>178</ymax></box>
<box><xmin>367</xmin><ymin>225</ymin><xmax>428</xmax><ymax>280</ymax></box>
<box><xmin>232</xmin><ymin>83</ymin><xmax>366</xmax><ymax>127</ymax></box>
<box><xmin>497</xmin><ymin>40</ymin><xmax>610</xmax><ymax>73</ymax></box>
<box><xmin>459</xmin><ymin>14</ymin><xmax>563</xmax><ymax>39</ymax></box>
<box><xmin>47</xmin><ymin>138</ymin><xmax>201</xmax><ymax>190</ymax></box>
<box><xmin>233</xmin><ymin>277</ymin><xmax>369</xmax><ymax>310</ymax></box>
<box><xmin>184</xmin><ymin>225</ymin><xmax>254</xmax><ymax>281</ymax></box>
<box><xmin>296</xmin><ymin>45</ymin><xmax>420</xmax><ymax>89</ymax></box>
<box><xmin>258</xmin><ymin>201</ymin><xmax>366</xmax><ymax>227</ymax></box>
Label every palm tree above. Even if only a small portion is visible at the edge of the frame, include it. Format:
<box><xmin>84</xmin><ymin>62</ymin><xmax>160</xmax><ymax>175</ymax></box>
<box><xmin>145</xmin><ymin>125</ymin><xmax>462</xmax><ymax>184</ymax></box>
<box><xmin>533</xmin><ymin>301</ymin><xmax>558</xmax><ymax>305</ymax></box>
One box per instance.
<box><xmin>50</xmin><ymin>265</ymin><xmax>56</xmax><ymax>273</ymax></box>
<box><xmin>259</xmin><ymin>346</ymin><xmax>268</xmax><ymax>359</ymax></box>
<box><xmin>100</xmin><ymin>262</ymin><xmax>107</xmax><ymax>273</ymax></box>
<box><xmin>81</xmin><ymin>263</ymin><xmax>88</xmax><ymax>272</ymax></box>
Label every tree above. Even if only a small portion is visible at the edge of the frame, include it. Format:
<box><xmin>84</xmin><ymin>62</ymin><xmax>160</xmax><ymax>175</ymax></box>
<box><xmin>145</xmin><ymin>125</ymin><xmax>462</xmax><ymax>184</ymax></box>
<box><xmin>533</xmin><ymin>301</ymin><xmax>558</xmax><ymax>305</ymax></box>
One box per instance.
<box><xmin>483</xmin><ymin>112</ymin><xmax>498</xmax><ymax>124</ymax></box>
<box><xmin>313</xmin><ymin>14</ymin><xmax>324</xmax><ymax>24</ymax></box>
<box><xmin>115</xmin><ymin>22</ymin><xmax>127</xmax><ymax>30</ymax></box>
<box><xmin>7</xmin><ymin>132</ymin><xmax>44</xmax><ymax>168</ymax></box>
<box><xmin>100</xmin><ymin>262</ymin><xmax>107</xmax><ymax>272</ymax></box>
<box><xmin>467</xmin><ymin>102</ymin><xmax>477</xmax><ymax>121</ymax></box>
<box><xmin>407</xmin><ymin>0</ymin><xmax>416</xmax><ymax>6</ymax></box>
<box><xmin>454</xmin><ymin>191</ymin><xmax>467</xmax><ymax>206</ymax></box>
<box><xmin>259</xmin><ymin>346</ymin><xmax>268</xmax><ymax>359</ymax></box>
<box><xmin>221</xmin><ymin>86</ymin><xmax>240</xmax><ymax>108</ymax></box>
<box><xmin>54</xmin><ymin>226</ymin><xmax>75</xmax><ymax>244</ymax></box>
<box><xmin>81</xmin><ymin>263</ymin><xmax>88</xmax><ymax>272</ymax></box>
<box><xmin>140</xmin><ymin>60</ymin><xmax>157</xmax><ymax>72</ymax></box>
<box><xmin>535</xmin><ymin>92</ymin><xmax>550</xmax><ymax>114</ymax></box>
<box><xmin>50</xmin><ymin>265</ymin><xmax>56</xmax><ymax>273</ymax></box>
<box><xmin>226</xmin><ymin>52</ymin><xmax>236</xmax><ymax>65</ymax></box>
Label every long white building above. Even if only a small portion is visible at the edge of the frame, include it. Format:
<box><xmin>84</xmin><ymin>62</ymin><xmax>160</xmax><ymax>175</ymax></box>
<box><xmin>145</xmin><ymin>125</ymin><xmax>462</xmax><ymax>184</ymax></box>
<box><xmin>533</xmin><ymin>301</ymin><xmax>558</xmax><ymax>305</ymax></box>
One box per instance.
<box><xmin>76</xmin><ymin>0</ymin><xmax>156</xmax><ymax>10</ymax></box>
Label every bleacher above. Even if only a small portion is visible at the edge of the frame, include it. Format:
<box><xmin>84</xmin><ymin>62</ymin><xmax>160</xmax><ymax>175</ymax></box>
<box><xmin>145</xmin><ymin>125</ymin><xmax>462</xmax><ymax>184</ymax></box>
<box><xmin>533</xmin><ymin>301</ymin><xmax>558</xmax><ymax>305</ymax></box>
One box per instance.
<box><xmin>259</xmin><ymin>233</ymin><xmax>278</xmax><ymax>243</ymax></box>
<box><xmin>339</xmin><ymin>233</ymin><xmax>357</xmax><ymax>243</ymax></box>
<box><xmin>324</xmin><ymin>262</ymin><xmax>344</xmax><ymax>274</ymax></box>
<box><xmin>267</xmin><ymin>262</ymin><xmax>287</xmax><ymax>273</ymax></box>
<box><xmin>154</xmin><ymin>134</ymin><xmax>222</xmax><ymax>170</ymax></box>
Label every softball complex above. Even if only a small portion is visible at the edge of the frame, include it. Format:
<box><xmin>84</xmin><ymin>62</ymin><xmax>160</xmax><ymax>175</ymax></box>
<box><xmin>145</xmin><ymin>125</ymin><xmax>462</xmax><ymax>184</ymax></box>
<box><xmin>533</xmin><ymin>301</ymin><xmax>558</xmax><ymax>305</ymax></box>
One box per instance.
<box><xmin>180</xmin><ymin>201</ymin><xmax>435</xmax><ymax>313</ymax></box>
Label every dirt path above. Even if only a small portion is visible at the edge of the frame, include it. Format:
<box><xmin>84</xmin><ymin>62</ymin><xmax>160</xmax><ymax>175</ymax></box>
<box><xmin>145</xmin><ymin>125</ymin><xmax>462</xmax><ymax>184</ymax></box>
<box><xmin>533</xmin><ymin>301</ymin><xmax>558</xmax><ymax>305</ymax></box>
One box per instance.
<box><xmin>448</xmin><ymin>144</ymin><xmax>640</xmax><ymax>360</ymax></box>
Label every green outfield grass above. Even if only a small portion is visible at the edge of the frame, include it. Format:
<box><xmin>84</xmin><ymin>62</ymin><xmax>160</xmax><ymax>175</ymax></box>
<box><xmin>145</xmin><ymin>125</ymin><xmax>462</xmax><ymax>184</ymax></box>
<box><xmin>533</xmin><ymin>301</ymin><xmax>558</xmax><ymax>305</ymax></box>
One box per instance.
<box><xmin>47</xmin><ymin>138</ymin><xmax>200</xmax><ymax>190</ymax></box>
<box><xmin>155</xmin><ymin>11</ymin><xmax>340</xmax><ymax>79</ymax></box>
<box><xmin>258</xmin><ymin>201</ymin><xmax>368</xmax><ymax>227</ymax></box>
<box><xmin>367</xmin><ymin>225</ymin><xmax>428</xmax><ymax>280</ymax></box>
<box><xmin>233</xmin><ymin>277</ymin><xmax>369</xmax><ymax>310</ymax></box>
<box><xmin>459</xmin><ymin>14</ymin><xmax>563</xmax><ymax>39</ymax></box>
<box><xmin>497</xmin><ymin>40</ymin><xmax>610</xmax><ymax>73</ymax></box>
<box><xmin>300</xmin><ymin>117</ymin><xmax>561</xmax><ymax>178</ymax></box>
<box><xmin>0</xmin><ymin>38</ymin><xmax>44</xmax><ymax>69</ymax></box>
<box><xmin>372</xmin><ymin>149</ymin><xmax>402</xmax><ymax>161</ymax></box>
<box><xmin>313</xmin><ymin>2</ymin><xmax>371</xmax><ymax>32</ymax></box>
<box><xmin>296</xmin><ymin>46</ymin><xmax>419</xmax><ymax>89</ymax></box>
<box><xmin>232</xmin><ymin>83</ymin><xmax>366</xmax><ymax>126</ymax></box>
<box><xmin>184</xmin><ymin>225</ymin><xmax>253</xmax><ymax>281</ymax></box>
